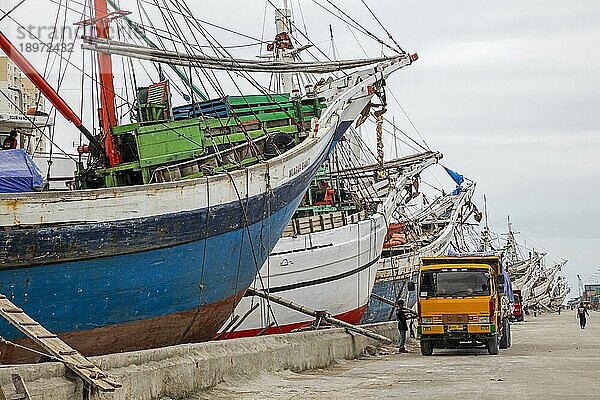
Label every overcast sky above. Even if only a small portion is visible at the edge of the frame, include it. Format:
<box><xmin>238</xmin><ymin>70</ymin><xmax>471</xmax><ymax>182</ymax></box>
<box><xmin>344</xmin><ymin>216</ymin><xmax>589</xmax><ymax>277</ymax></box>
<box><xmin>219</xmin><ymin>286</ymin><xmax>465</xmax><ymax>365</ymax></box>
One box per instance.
<box><xmin>2</xmin><ymin>0</ymin><xmax>599</xmax><ymax>292</ymax></box>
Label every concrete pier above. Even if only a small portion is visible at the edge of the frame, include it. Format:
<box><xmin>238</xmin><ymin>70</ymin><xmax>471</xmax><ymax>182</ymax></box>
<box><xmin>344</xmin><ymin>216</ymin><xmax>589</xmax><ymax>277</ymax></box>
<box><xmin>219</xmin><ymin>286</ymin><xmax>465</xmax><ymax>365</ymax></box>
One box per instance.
<box><xmin>0</xmin><ymin>323</ymin><xmax>398</xmax><ymax>400</ymax></box>
<box><xmin>188</xmin><ymin>312</ymin><xmax>600</xmax><ymax>399</ymax></box>
<box><xmin>1</xmin><ymin>313</ymin><xmax>597</xmax><ymax>399</ymax></box>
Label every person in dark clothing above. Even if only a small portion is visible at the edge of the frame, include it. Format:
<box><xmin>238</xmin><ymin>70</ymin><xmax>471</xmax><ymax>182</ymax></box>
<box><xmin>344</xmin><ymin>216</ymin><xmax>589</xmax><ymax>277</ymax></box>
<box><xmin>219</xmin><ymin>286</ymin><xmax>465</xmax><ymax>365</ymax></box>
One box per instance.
<box><xmin>2</xmin><ymin>130</ymin><xmax>18</xmax><ymax>150</ymax></box>
<box><xmin>396</xmin><ymin>299</ymin><xmax>409</xmax><ymax>353</ymax></box>
<box><xmin>577</xmin><ymin>302</ymin><xmax>589</xmax><ymax>329</ymax></box>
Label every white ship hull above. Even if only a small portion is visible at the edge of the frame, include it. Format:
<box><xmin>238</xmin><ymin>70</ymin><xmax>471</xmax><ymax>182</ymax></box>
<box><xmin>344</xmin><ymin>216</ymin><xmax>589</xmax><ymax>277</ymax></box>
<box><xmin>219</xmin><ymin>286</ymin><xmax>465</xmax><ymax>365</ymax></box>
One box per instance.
<box><xmin>218</xmin><ymin>157</ymin><xmax>436</xmax><ymax>338</ymax></box>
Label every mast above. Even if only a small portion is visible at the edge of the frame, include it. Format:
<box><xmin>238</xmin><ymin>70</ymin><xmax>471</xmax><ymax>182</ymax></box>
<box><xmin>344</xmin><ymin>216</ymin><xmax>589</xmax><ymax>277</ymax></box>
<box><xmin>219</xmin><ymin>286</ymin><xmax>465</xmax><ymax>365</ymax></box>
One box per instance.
<box><xmin>0</xmin><ymin>31</ymin><xmax>102</xmax><ymax>153</ymax></box>
<box><xmin>105</xmin><ymin>0</ymin><xmax>208</xmax><ymax>101</ymax></box>
<box><xmin>375</xmin><ymin>112</ymin><xmax>385</xmax><ymax>180</ymax></box>
<box><xmin>481</xmin><ymin>194</ymin><xmax>491</xmax><ymax>252</ymax></box>
<box><xmin>92</xmin><ymin>0</ymin><xmax>121</xmax><ymax>167</ymax></box>
<box><xmin>273</xmin><ymin>0</ymin><xmax>294</xmax><ymax>92</ymax></box>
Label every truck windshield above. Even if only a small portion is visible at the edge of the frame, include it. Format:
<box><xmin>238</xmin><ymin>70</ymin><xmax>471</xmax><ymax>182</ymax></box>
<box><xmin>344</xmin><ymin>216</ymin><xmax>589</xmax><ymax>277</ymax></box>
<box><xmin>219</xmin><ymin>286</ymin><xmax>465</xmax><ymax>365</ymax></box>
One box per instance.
<box><xmin>419</xmin><ymin>269</ymin><xmax>491</xmax><ymax>297</ymax></box>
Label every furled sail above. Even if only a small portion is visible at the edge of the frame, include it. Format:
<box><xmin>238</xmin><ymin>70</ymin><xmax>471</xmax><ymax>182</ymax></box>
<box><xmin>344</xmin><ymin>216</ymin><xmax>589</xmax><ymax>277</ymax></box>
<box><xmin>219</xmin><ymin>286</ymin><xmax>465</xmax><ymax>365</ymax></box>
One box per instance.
<box><xmin>82</xmin><ymin>36</ymin><xmax>412</xmax><ymax>74</ymax></box>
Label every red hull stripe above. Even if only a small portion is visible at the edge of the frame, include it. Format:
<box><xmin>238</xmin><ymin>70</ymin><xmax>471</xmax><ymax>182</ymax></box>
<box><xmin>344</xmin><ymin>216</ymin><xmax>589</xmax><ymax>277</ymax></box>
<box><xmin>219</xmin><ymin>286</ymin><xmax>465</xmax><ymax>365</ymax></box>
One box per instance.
<box><xmin>222</xmin><ymin>305</ymin><xmax>368</xmax><ymax>340</ymax></box>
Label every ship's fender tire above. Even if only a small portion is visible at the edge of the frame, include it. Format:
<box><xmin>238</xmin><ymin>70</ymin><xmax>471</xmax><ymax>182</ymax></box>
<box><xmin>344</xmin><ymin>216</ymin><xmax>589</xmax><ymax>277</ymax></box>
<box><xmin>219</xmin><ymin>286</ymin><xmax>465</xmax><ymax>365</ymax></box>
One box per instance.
<box><xmin>420</xmin><ymin>340</ymin><xmax>433</xmax><ymax>356</ymax></box>
<box><xmin>500</xmin><ymin>318</ymin><xmax>510</xmax><ymax>349</ymax></box>
<box><xmin>264</xmin><ymin>133</ymin><xmax>295</xmax><ymax>159</ymax></box>
<box><xmin>488</xmin><ymin>335</ymin><xmax>500</xmax><ymax>355</ymax></box>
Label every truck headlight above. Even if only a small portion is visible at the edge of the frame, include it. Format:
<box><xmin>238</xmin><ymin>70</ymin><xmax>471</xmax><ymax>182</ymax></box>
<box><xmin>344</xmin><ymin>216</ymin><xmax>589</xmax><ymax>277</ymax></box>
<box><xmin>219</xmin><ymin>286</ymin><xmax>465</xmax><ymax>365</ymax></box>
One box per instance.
<box><xmin>478</xmin><ymin>316</ymin><xmax>490</xmax><ymax>324</ymax></box>
<box><xmin>421</xmin><ymin>317</ymin><xmax>433</xmax><ymax>324</ymax></box>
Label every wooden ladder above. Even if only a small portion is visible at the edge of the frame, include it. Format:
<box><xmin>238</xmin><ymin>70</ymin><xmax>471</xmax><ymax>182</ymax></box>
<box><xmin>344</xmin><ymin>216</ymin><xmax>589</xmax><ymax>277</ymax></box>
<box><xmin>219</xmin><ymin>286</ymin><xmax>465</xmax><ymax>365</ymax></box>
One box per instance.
<box><xmin>0</xmin><ymin>374</ymin><xmax>31</xmax><ymax>400</ymax></box>
<box><xmin>0</xmin><ymin>295</ymin><xmax>121</xmax><ymax>392</ymax></box>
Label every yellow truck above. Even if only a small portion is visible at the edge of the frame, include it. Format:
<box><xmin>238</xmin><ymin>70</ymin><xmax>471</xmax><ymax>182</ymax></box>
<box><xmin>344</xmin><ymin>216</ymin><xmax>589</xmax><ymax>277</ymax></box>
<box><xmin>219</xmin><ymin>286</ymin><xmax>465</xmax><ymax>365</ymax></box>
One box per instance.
<box><xmin>409</xmin><ymin>255</ymin><xmax>512</xmax><ymax>355</ymax></box>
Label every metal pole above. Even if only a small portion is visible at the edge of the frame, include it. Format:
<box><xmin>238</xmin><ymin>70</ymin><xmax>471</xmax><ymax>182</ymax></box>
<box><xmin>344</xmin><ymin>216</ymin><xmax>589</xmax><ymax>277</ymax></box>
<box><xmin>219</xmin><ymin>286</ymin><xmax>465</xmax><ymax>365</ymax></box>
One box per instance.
<box><xmin>246</xmin><ymin>288</ymin><xmax>393</xmax><ymax>343</ymax></box>
<box><xmin>371</xmin><ymin>292</ymin><xmax>396</xmax><ymax>307</ymax></box>
<box><xmin>220</xmin><ymin>302</ymin><xmax>260</xmax><ymax>340</ymax></box>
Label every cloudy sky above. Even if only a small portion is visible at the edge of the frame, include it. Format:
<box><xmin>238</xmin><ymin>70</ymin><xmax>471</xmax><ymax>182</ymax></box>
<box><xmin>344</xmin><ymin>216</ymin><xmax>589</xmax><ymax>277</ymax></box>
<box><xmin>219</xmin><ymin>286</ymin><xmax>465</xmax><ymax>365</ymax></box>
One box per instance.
<box><xmin>2</xmin><ymin>0</ymin><xmax>599</xmax><ymax>291</ymax></box>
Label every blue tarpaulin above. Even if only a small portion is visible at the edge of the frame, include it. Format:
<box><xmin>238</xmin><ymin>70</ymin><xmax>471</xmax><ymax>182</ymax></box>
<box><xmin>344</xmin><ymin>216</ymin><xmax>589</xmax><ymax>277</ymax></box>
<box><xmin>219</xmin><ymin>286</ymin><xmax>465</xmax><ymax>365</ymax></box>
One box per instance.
<box><xmin>444</xmin><ymin>166</ymin><xmax>464</xmax><ymax>186</ymax></box>
<box><xmin>0</xmin><ymin>149</ymin><xmax>43</xmax><ymax>193</ymax></box>
<box><xmin>501</xmin><ymin>261</ymin><xmax>515</xmax><ymax>303</ymax></box>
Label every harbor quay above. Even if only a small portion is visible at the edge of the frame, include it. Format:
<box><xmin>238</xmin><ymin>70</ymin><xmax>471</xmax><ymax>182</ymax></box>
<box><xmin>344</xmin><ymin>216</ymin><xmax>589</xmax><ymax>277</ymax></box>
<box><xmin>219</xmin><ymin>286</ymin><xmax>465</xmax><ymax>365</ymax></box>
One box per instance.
<box><xmin>0</xmin><ymin>322</ymin><xmax>398</xmax><ymax>399</ymax></box>
<box><xmin>186</xmin><ymin>312</ymin><xmax>600</xmax><ymax>400</ymax></box>
<box><xmin>0</xmin><ymin>312</ymin><xmax>596</xmax><ymax>399</ymax></box>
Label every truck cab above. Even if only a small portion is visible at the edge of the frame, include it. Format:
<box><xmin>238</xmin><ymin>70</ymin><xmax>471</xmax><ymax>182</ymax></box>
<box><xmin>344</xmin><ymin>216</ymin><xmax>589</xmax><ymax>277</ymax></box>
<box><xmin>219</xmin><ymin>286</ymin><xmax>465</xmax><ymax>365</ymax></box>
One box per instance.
<box><xmin>411</xmin><ymin>256</ymin><xmax>511</xmax><ymax>355</ymax></box>
<box><xmin>512</xmin><ymin>289</ymin><xmax>524</xmax><ymax>322</ymax></box>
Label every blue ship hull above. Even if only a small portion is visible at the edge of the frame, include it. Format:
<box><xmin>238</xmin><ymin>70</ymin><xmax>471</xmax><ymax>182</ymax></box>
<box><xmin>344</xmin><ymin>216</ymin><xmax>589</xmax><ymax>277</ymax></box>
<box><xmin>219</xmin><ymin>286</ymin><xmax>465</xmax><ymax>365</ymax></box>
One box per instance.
<box><xmin>361</xmin><ymin>273</ymin><xmax>419</xmax><ymax>324</ymax></box>
<box><xmin>0</xmin><ymin>188</ymin><xmax>307</xmax><ymax>362</ymax></box>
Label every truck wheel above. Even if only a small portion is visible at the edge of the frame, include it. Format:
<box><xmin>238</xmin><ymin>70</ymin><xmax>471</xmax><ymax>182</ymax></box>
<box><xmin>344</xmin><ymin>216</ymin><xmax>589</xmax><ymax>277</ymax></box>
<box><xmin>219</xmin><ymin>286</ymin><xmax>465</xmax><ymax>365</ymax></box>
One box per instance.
<box><xmin>487</xmin><ymin>336</ymin><xmax>499</xmax><ymax>355</ymax></box>
<box><xmin>420</xmin><ymin>340</ymin><xmax>433</xmax><ymax>356</ymax></box>
<box><xmin>500</xmin><ymin>319</ymin><xmax>510</xmax><ymax>349</ymax></box>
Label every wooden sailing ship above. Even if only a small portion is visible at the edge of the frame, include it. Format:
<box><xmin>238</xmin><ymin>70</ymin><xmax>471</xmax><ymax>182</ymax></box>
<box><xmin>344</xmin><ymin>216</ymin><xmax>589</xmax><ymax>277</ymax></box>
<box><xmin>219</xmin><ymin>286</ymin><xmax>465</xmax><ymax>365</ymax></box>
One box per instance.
<box><xmin>0</xmin><ymin>0</ymin><xmax>415</xmax><ymax>362</ymax></box>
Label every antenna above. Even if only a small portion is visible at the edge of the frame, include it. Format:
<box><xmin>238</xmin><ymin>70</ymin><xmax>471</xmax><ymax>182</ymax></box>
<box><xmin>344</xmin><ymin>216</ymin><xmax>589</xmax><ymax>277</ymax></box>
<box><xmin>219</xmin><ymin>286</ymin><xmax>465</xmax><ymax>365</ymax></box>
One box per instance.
<box><xmin>480</xmin><ymin>194</ymin><xmax>490</xmax><ymax>252</ymax></box>
<box><xmin>484</xmin><ymin>194</ymin><xmax>489</xmax><ymax>231</ymax></box>
<box><xmin>329</xmin><ymin>24</ymin><xmax>336</xmax><ymax>60</ymax></box>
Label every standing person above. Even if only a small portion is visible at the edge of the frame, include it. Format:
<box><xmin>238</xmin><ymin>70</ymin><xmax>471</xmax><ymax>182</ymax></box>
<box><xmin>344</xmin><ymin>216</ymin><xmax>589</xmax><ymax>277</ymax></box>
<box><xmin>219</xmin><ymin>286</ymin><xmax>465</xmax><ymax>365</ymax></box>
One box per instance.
<box><xmin>396</xmin><ymin>300</ymin><xmax>409</xmax><ymax>353</ymax></box>
<box><xmin>577</xmin><ymin>302</ymin><xmax>589</xmax><ymax>329</ymax></box>
<box><xmin>2</xmin><ymin>130</ymin><xmax>18</xmax><ymax>150</ymax></box>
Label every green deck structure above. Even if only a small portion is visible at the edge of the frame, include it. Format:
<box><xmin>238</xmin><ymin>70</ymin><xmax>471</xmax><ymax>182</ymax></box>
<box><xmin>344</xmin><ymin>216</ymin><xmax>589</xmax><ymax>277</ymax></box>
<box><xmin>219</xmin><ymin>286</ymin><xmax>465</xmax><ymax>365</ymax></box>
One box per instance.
<box><xmin>84</xmin><ymin>89</ymin><xmax>326</xmax><ymax>188</ymax></box>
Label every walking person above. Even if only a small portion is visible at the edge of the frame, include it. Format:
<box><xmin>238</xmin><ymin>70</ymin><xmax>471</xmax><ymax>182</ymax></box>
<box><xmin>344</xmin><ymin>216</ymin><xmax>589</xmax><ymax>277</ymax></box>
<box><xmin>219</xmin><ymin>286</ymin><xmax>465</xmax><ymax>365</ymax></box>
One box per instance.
<box><xmin>577</xmin><ymin>302</ymin><xmax>589</xmax><ymax>329</ymax></box>
<box><xmin>396</xmin><ymin>300</ymin><xmax>409</xmax><ymax>353</ymax></box>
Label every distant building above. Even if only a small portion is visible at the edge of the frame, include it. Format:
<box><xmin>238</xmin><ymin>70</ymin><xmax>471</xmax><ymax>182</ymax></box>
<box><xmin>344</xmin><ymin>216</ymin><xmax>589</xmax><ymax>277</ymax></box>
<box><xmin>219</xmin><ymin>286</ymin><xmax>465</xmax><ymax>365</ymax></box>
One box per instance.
<box><xmin>0</xmin><ymin>54</ymin><xmax>52</xmax><ymax>155</ymax></box>
<box><xmin>0</xmin><ymin>54</ymin><xmax>79</xmax><ymax>189</ymax></box>
<box><xmin>0</xmin><ymin>57</ymin><xmax>22</xmax><ymax>113</ymax></box>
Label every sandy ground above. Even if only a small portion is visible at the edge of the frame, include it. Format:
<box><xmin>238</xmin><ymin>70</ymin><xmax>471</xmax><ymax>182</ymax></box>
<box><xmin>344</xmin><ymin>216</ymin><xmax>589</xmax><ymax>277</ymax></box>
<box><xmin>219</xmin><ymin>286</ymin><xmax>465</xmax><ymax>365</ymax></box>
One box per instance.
<box><xmin>184</xmin><ymin>312</ymin><xmax>600</xmax><ymax>399</ymax></box>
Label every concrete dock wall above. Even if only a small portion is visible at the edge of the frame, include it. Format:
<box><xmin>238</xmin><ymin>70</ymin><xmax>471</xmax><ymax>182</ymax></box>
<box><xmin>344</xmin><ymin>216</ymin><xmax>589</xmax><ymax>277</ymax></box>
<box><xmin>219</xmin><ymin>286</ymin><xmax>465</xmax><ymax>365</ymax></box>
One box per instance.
<box><xmin>0</xmin><ymin>322</ymin><xmax>398</xmax><ymax>400</ymax></box>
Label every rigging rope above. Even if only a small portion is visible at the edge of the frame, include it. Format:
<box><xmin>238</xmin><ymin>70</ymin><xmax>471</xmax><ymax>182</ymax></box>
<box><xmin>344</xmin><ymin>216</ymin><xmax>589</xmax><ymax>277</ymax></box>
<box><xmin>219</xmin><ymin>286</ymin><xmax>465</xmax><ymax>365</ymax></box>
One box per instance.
<box><xmin>388</xmin><ymin>89</ymin><xmax>431</xmax><ymax>151</ymax></box>
<box><xmin>0</xmin><ymin>0</ymin><xmax>27</xmax><ymax>23</ymax></box>
<box><xmin>360</xmin><ymin>0</ymin><xmax>405</xmax><ymax>54</ymax></box>
<box><xmin>311</xmin><ymin>0</ymin><xmax>402</xmax><ymax>55</ymax></box>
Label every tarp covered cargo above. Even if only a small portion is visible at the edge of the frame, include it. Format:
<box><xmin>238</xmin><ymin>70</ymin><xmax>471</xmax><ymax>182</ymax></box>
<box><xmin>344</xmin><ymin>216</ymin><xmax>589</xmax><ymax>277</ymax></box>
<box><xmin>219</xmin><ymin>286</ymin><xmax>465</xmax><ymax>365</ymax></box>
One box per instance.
<box><xmin>0</xmin><ymin>149</ymin><xmax>43</xmax><ymax>193</ymax></box>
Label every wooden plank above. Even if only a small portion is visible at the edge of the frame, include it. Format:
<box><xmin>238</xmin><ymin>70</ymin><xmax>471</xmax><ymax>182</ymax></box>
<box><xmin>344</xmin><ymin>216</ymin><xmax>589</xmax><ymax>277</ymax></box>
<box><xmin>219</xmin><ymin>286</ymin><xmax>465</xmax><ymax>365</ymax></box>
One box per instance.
<box><xmin>298</xmin><ymin>220</ymin><xmax>310</xmax><ymax>229</ymax></box>
<box><xmin>0</xmin><ymin>297</ymin><xmax>120</xmax><ymax>392</ymax></box>
<box><xmin>3</xmin><ymin>313</ymin><xmax>37</xmax><ymax>326</ymax></box>
<box><xmin>293</xmin><ymin>219</ymin><xmax>300</xmax><ymax>235</ymax></box>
